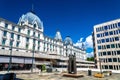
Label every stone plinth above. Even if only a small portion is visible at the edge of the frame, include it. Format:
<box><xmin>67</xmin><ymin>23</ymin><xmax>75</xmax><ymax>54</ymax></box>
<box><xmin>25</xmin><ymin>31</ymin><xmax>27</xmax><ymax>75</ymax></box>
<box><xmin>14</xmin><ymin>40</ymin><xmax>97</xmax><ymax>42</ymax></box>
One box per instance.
<box><xmin>63</xmin><ymin>73</ymin><xmax>84</xmax><ymax>78</ymax></box>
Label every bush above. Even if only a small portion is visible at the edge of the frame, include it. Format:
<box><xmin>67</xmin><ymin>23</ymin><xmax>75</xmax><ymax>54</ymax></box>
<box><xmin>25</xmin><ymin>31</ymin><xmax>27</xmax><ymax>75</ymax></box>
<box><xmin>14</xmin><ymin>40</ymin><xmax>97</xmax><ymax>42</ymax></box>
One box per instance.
<box><xmin>41</xmin><ymin>64</ymin><xmax>46</xmax><ymax>72</ymax></box>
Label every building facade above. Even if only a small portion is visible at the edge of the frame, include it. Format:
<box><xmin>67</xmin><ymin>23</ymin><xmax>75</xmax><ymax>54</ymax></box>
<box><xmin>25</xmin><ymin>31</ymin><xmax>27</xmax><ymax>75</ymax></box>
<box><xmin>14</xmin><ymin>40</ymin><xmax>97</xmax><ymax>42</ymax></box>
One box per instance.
<box><xmin>0</xmin><ymin>12</ymin><xmax>94</xmax><ymax>71</ymax></box>
<box><xmin>93</xmin><ymin>19</ymin><xmax>120</xmax><ymax>70</ymax></box>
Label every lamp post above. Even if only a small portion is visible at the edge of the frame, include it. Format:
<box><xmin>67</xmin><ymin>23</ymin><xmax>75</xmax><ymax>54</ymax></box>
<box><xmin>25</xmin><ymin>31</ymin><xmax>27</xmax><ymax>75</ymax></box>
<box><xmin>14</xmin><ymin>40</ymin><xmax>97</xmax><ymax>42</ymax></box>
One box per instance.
<box><xmin>99</xmin><ymin>58</ymin><xmax>103</xmax><ymax>74</ymax></box>
<box><xmin>8</xmin><ymin>41</ymin><xmax>13</xmax><ymax>72</ymax></box>
<box><xmin>31</xmin><ymin>40</ymin><xmax>35</xmax><ymax>73</ymax></box>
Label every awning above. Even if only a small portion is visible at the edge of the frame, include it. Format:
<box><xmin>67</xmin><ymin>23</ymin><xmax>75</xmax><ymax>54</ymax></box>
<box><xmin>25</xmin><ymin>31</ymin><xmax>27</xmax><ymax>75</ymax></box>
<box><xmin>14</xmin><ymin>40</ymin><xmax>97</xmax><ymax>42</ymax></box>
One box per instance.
<box><xmin>0</xmin><ymin>56</ymin><xmax>35</xmax><ymax>64</ymax></box>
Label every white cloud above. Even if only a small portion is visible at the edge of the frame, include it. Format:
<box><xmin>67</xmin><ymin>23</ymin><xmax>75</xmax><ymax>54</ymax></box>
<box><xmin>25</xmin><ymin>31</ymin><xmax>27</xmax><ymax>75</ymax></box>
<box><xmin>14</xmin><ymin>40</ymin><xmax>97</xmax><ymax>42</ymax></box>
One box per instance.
<box><xmin>80</xmin><ymin>38</ymin><xmax>83</xmax><ymax>42</ymax></box>
<box><xmin>74</xmin><ymin>35</ymin><xmax>94</xmax><ymax>58</ymax></box>
<box><xmin>74</xmin><ymin>35</ymin><xmax>93</xmax><ymax>49</ymax></box>
<box><xmin>87</xmin><ymin>52</ymin><xmax>94</xmax><ymax>58</ymax></box>
<box><xmin>74</xmin><ymin>38</ymin><xmax>83</xmax><ymax>48</ymax></box>
<box><xmin>85</xmin><ymin>35</ymin><xmax>93</xmax><ymax>48</ymax></box>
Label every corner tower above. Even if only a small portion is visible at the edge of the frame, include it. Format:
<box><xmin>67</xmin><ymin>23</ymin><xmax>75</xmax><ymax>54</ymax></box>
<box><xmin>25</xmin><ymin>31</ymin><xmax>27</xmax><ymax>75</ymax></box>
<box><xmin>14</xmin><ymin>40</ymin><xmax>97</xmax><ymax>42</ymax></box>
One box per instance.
<box><xmin>54</xmin><ymin>30</ymin><xmax>62</xmax><ymax>41</ymax></box>
<box><xmin>18</xmin><ymin>12</ymin><xmax>44</xmax><ymax>32</ymax></box>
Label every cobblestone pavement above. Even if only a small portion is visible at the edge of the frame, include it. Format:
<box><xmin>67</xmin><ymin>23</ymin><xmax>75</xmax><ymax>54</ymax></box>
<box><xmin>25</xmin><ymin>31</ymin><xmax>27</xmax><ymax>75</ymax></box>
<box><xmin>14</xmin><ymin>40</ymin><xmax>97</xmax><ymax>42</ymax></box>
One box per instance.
<box><xmin>16</xmin><ymin>71</ymin><xmax>120</xmax><ymax>80</ymax></box>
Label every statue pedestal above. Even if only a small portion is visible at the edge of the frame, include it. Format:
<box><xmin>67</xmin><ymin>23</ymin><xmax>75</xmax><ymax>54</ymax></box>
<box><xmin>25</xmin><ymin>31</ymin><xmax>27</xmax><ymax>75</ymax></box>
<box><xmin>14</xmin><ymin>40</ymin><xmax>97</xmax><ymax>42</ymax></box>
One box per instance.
<box><xmin>63</xmin><ymin>73</ymin><xmax>84</xmax><ymax>78</ymax></box>
<box><xmin>63</xmin><ymin>54</ymin><xmax>84</xmax><ymax>78</ymax></box>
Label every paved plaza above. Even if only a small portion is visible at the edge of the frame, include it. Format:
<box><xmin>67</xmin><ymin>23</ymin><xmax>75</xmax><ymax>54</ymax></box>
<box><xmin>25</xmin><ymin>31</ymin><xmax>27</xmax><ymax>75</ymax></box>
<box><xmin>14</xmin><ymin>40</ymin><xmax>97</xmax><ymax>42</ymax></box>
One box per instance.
<box><xmin>16</xmin><ymin>71</ymin><xmax>120</xmax><ymax>80</ymax></box>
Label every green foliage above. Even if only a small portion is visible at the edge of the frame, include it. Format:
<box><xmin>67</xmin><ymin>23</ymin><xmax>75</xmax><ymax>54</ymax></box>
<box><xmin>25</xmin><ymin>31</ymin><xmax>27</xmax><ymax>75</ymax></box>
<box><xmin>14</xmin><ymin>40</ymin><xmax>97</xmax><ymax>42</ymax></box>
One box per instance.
<box><xmin>87</xmin><ymin>57</ymin><xmax>94</xmax><ymax>61</ymax></box>
<box><xmin>41</xmin><ymin>64</ymin><xmax>46</xmax><ymax>71</ymax></box>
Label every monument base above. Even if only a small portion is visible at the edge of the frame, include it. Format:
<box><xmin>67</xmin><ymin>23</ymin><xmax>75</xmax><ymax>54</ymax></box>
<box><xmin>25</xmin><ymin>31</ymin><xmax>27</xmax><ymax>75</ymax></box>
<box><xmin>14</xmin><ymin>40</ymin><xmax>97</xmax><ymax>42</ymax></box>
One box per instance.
<box><xmin>63</xmin><ymin>73</ymin><xmax>84</xmax><ymax>78</ymax></box>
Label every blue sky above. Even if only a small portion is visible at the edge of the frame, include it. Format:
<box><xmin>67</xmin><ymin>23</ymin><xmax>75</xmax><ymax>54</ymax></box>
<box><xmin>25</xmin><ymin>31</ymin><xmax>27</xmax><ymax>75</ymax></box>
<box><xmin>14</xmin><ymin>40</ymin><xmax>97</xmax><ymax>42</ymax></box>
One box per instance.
<box><xmin>0</xmin><ymin>0</ymin><xmax>120</xmax><ymax>57</ymax></box>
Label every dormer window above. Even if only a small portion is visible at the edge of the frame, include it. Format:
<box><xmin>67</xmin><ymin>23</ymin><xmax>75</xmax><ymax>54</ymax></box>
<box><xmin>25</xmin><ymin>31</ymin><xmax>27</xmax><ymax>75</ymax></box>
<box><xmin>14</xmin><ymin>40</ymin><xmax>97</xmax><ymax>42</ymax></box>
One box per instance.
<box><xmin>34</xmin><ymin>24</ymin><xmax>36</xmax><ymax>29</ymax></box>
<box><xmin>21</xmin><ymin>22</ymin><xmax>24</xmax><ymax>26</ymax></box>
<box><xmin>18</xmin><ymin>28</ymin><xmax>21</xmax><ymax>32</ymax></box>
<box><xmin>12</xmin><ymin>26</ymin><xmax>15</xmax><ymax>30</ymax></box>
<box><xmin>18</xmin><ymin>12</ymin><xmax>43</xmax><ymax>32</ymax></box>
<box><xmin>5</xmin><ymin>23</ymin><xmax>8</xmax><ymax>29</ymax></box>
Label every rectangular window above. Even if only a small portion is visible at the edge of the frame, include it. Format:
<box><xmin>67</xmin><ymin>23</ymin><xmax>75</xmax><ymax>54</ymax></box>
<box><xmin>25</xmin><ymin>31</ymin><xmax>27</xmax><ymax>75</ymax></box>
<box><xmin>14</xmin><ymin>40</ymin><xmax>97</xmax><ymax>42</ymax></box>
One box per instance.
<box><xmin>107</xmin><ymin>51</ymin><xmax>111</xmax><ymax>55</ymax></box>
<box><xmin>98</xmin><ymin>52</ymin><xmax>101</xmax><ymax>56</ymax></box>
<box><xmin>9</xmin><ymin>41</ymin><xmax>13</xmax><ymax>46</ymax></box>
<box><xmin>102</xmin><ymin>27</ymin><xmax>104</xmax><ymax>31</ymax></box>
<box><xmin>33</xmin><ymin>32</ymin><xmax>35</xmax><ymax>36</ymax></box>
<box><xmin>17</xmin><ymin>35</ymin><xmax>20</xmax><ymax>40</ymax></box>
<box><xmin>3</xmin><ymin>31</ymin><xmax>7</xmax><ymax>36</ymax></box>
<box><xmin>115</xmin><ymin>23</ymin><xmax>118</xmax><ymax>28</ymax></box>
<box><xmin>104</xmin><ymin>26</ymin><xmax>108</xmax><ymax>30</ymax></box>
<box><xmin>117</xmin><ymin>50</ymin><xmax>120</xmax><ymax>55</ymax></box>
<box><xmin>115</xmin><ymin>37</ymin><xmax>119</xmax><ymax>41</ymax></box>
<box><xmin>34</xmin><ymin>24</ymin><xmax>36</xmax><ymax>29</ymax></box>
<box><xmin>110</xmin><ymin>24</ymin><xmax>113</xmax><ymax>29</ymax></box>
<box><xmin>116</xmin><ymin>30</ymin><xmax>119</xmax><ymax>34</ymax></box>
<box><xmin>12</xmin><ymin>26</ymin><xmax>15</xmax><ymax>30</ymax></box>
<box><xmin>96</xmin><ymin>28</ymin><xmax>98</xmax><ymax>32</ymax></box>
<box><xmin>118</xmin><ymin>30</ymin><xmax>120</xmax><ymax>34</ymax></box>
<box><xmin>118</xmin><ymin>43</ymin><xmax>120</xmax><ymax>48</ymax></box>
<box><xmin>38</xmin><ymin>41</ymin><xmax>40</xmax><ymax>45</ymax></box>
<box><xmin>114</xmin><ymin>31</ymin><xmax>116</xmax><ymax>35</ymax></box>
<box><xmin>106</xmin><ymin>38</ymin><xmax>109</xmax><ymax>42</ymax></box>
<box><xmin>33</xmin><ymin>39</ymin><xmax>35</xmax><ymax>44</ymax></box>
<box><xmin>109</xmin><ymin>31</ymin><xmax>113</xmax><ymax>35</ymax></box>
<box><xmin>100</xmin><ymin>27</ymin><xmax>102</xmax><ymax>31</ymax></box>
<box><xmin>97</xmin><ymin>40</ymin><xmax>100</xmax><ymax>44</ymax></box>
<box><xmin>108</xmin><ymin>25</ymin><xmax>111</xmax><ymax>29</ymax></box>
<box><xmin>105</xmin><ymin>65</ymin><xmax>108</xmax><ymax>69</ymax></box>
<box><xmin>105</xmin><ymin>32</ymin><xmax>108</xmax><ymax>36</ymax></box>
<box><xmin>11</xmin><ymin>33</ymin><xmax>14</xmax><ymax>38</ymax></box>
<box><xmin>98</xmin><ymin>46</ymin><xmax>101</xmax><ymax>50</ymax></box>
<box><xmin>109</xmin><ymin>65</ymin><xmax>113</xmax><ymax>69</ymax></box>
<box><xmin>38</xmin><ymin>34</ymin><xmax>40</xmax><ymax>38</ymax></box>
<box><xmin>26</xmin><ymin>37</ymin><xmax>29</xmax><ymax>42</ymax></box>
<box><xmin>118</xmin><ymin>22</ymin><xmax>120</xmax><ymax>27</ymax></box>
<box><xmin>103</xmin><ymin>52</ymin><xmax>106</xmax><ymax>55</ymax></box>
<box><xmin>116</xmin><ymin>44</ymin><xmax>118</xmax><ymax>48</ymax></box>
<box><xmin>106</xmin><ymin>45</ymin><xmax>110</xmax><ymax>49</ymax></box>
<box><xmin>118</xmin><ymin>58</ymin><xmax>120</xmax><ymax>62</ymax></box>
<box><xmin>97</xmin><ymin>34</ymin><xmax>100</xmax><ymax>37</ymax></box>
<box><xmin>16</xmin><ymin>42</ymin><xmax>19</xmax><ymax>47</ymax></box>
<box><xmin>26</xmin><ymin>44</ymin><xmax>29</xmax><ymax>49</ymax></box>
<box><xmin>38</xmin><ymin>46</ymin><xmax>40</xmax><ymax>50</ymax></box>
<box><xmin>108</xmin><ymin>58</ymin><xmax>112</xmax><ymax>62</ymax></box>
<box><xmin>101</xmin><ymin>39</ymin><xmax>105</xmax><ymax>43</ymax></box>
<box><xmin>27</xmin><ymin>30</ymin><xmax>30</xmax><ymax>35</ymax></box>
<box><xmin>18</xmin><ymin>28</ymin><xmax>21</xmax><ymax>32</ymax></box>
<box><xmin>111</xmin><ymin>44</ymin><xmax>115</xmax><ymax>48</ymax></box>
<box><xmin>113</xmin><ymin>58</ymin><xmax>117</xmax><ymax>62</ymax></box>
<box><xmin>113</xmin><ymin>24</ymin><xmax>116</xmax><ymax>28</ymax></box>
<box><xmin>2</xmin><ymin>39</ymin><xmax>6</xmax><ymax>45</ymax></box>
<box><xmin>112</xmin><ymin>38</ymin><xmax>115</xmax><ymax>42</ymax></box>
<box><xmin>5</xmin><ymin>23</ymin><xmax>8</xmax><ymax>29</ymax></box>
<box><xmin>103</xmin><ymin>45</ymin><xmax>106</xmax><ymax>49</ymax></box>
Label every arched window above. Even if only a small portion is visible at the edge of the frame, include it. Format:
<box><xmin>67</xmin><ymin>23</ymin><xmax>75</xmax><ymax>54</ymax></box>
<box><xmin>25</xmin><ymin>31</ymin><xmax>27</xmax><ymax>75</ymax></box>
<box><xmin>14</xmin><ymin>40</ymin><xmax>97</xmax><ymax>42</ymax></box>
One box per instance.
<box><xmin>33</xmin><ymin>24</ymin><xmax>36</xmax><ymax>29</ymax></box>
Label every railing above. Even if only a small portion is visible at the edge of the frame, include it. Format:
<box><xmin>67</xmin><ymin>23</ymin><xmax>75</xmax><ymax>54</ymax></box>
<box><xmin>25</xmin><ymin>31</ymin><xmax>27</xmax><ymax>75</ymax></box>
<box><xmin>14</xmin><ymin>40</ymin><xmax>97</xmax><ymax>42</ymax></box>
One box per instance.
<box><xmin>35</xmin><ymin>61</ymin><xmax>50</xmax><ymax>65</ymax></box>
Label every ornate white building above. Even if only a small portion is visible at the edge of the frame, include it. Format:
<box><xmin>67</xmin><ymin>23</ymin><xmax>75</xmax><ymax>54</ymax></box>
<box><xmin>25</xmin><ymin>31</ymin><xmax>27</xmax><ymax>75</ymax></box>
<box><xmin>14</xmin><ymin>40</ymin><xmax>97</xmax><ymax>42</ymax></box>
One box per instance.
<box><xmin>0</xmin><ymin>12</ymin><xmax>94</xmax><ymax>71</ymax></box>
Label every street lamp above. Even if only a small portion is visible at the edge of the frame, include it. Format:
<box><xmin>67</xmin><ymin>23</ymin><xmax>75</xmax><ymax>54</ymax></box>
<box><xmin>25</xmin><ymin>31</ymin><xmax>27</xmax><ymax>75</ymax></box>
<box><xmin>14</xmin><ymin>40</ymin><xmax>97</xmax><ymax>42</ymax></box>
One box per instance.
<box><xmin>31</xmin><ymin>39</ymin><xmax>35</xmax><ymax>72</ymax></box>
<box><xmin>99</xmin><ymin>58</ymin><xmax>104</xmax><ymax>74</ymax></box>
<box><xmin>8</xmin><ymin>41</ymin><xmax>13</xmax><ymax>72</ymax></box>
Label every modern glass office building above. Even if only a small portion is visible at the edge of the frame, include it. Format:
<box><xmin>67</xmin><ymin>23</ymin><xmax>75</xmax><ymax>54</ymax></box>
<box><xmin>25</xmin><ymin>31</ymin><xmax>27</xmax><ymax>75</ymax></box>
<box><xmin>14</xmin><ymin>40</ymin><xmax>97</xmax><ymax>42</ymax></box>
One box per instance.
<box><xmin>0</xmin><ymin>11</ymin><xmax>94</xmax><ymax>71</ymax></box>
<box><xmin>93</xmin><ymin>19</ymin><xmax>120</xmax><ymax>70</ymax></box>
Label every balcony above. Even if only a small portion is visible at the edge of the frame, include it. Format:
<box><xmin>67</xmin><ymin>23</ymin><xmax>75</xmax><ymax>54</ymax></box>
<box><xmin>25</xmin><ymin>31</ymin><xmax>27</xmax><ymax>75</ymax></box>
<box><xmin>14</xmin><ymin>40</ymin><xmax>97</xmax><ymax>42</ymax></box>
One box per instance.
<box><xmin>16</xmin><ymin>40</ymin><xmax>20</xmax><ymax>42</ymax></box>
<box><xmin>10</xmin><ymin>38</ymin><xmax>14</xmax><ymax>41</ymax></box>
<box><xmin>2</xmin><ymin>36</ymin><xmax>7</xmax><ymax>39</ymax></box>
<box><xmin>26</xmin><ymin>42</ymin><xmax>29</xmax><ymax>44</ymax></box>
<box><xmin>35</xmin><ymin>61</ymin><xmax>50</xmax><ymax>65</ymax></box>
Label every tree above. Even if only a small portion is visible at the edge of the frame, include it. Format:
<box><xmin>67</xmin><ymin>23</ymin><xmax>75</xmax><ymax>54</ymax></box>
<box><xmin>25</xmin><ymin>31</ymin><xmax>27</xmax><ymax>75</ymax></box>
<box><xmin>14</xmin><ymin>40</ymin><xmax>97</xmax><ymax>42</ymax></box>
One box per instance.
<box><xmin>41</xmin><ymin>64</ymin><xmax>46</xmax><ymax>72</ymax></box>
<box><xmin>87</xmin><ymin>57</ymin><xmax>94</xmax><ymax>61</ymax></box>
